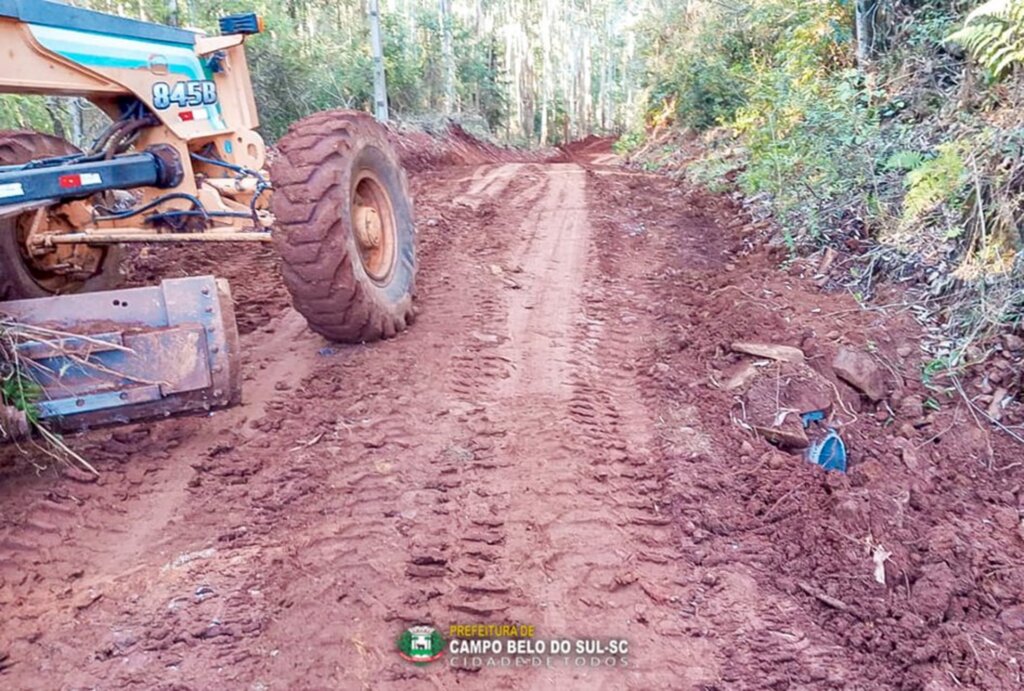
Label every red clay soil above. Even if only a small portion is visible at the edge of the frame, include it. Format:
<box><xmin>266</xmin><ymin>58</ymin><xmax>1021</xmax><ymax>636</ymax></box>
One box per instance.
<box><xmin>388</xmin><ymin>123</ymin><xmax>553</xmax><ymax>173</ymax></box>
<box><xmin>0</xmin><ymin>132</ymin><xmax>1023</xmax><ymax>689</ymax></box>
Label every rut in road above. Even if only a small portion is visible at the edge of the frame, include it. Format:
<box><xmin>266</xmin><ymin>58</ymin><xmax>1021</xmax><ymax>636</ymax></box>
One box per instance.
<box><xmin>246</xmin><ymin>161</ymin><xmax>718</xmax><ymax>689</ymax></box>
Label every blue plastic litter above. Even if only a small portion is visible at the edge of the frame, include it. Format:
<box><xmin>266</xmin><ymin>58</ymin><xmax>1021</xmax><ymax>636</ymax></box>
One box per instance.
<box><xmin>807</xmin><ymin>429</ymin><xmax>847</xmax><ymax>473</ymax></box>
<box><xmin>801</xmin><ymin>410</ymin><xmax>826</xmax><ymax>428</ymax></box>
<box><xmin>318</xmin><ymin>347</ymin><xmax>337</xmax><ymax>357</ymax></box>
<box><xmin>800</xmin><ymin>409</ymin><xmax>847</xmax><ymax>473</ymax></box>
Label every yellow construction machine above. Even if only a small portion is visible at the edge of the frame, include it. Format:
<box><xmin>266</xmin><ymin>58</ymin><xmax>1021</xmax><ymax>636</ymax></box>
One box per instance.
<box><xmin>0</xmin><ymin>1</ymin><xmax>416</xmax><ymax>431</ymax></box>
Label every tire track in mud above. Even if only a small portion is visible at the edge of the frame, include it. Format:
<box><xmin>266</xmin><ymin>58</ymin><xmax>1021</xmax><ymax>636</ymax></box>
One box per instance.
<box><xmin>247</xmin><ymin>164</ymin><xmax>555</xmax><ymax>688</ymax></box>
<box><xmin>0</xmin><ymin>158</ymin><xmax>718</xmax><ymax>689</ymax></box>
<box><xmin>0</xmin><ymin>296</ymin><xmax>320</xmax><ymax>687</ymax></box>
<box><xmin>251</xmin><ymin>161</ymin><xmax>717</xmax><ymax>689</ymax></box>
<box><xmin>458</xmin><ymin>163</ymin><xmax>719</xmax><ymax>689</ymax></box>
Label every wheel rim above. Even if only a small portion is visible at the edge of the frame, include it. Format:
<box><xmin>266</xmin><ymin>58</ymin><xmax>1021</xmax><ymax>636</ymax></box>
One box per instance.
<box><xmin>352</xmin><ymin>170</ymin><xmax>397</xmax><ymax>283</ymax></box>
<box><xmin>14</xmin><ymin>208</ymin><xmax>107</xmax><ymax>292</ymax></box>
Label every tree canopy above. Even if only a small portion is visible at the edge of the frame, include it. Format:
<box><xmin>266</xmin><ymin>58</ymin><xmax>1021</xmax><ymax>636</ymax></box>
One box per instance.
<box><xmin>0</xmin><ymin>0</ymin><xmax>648</xmax><ymax>144</ymax></box>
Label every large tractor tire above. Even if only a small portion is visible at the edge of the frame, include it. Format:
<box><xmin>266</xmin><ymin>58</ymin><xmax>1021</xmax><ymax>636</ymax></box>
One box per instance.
<box><xmin>270</xmin><ymin>110</ymin><xmax>416</xmax><ymax>342</ymax></box>
<box><xmin>0</xmin><ymin>130</ymin><xmax>123</xmax><ymax>299</ymax></box>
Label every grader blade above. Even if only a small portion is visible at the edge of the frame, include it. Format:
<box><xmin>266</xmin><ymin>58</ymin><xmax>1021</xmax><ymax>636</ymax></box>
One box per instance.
<box><xmin>1</xmin><ymin>275</ymin><xmax>241</xmax><ymax>431</ymax></box>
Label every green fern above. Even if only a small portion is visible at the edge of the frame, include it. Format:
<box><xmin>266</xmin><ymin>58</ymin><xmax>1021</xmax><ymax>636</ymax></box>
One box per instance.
<box><xmin>884</xmin><ymin>150</ymin><xmax>926</xmax><ymax>172</ymax></box>
<box><xmin>903</xmin><ymin>144</ymin><xmax>966</xmax><ymax>221</ymax></box>
<box><xmin>949</xmin><ymin>0</ymin><xmax>1024</xmax><ymax>77</ymax></box>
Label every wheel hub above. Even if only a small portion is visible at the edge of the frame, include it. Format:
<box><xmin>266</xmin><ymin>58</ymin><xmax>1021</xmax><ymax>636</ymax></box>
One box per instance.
<box><xmin>354</xmin><ymin>205</ymin><xmax>383</xmax><ymax>249</ymax></box>
<box><xmin>351</xmin><ymin>171</ymin><xmax>397</xmax><ymax>283</ymax></box>
<box><xmin>16</xmin><ymin>206</ymin><xmax>105</xmax><ymax>285</ymax></box>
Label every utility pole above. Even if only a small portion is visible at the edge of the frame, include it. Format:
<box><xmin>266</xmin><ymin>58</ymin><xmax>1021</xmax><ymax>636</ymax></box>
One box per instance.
<box><xmin>368</xmin><ymin>0</ymin><xmax>390</xmax><ymax>122</ymax></box>
<box><xmin>165</xmin><ymin>0</ymin><xmax>180</xmax><ymax>26</ymax></box>
<box><xmin>439</xmin><ymin>0</ymin><xmax>455</xmax><ymax>114</ymax></box>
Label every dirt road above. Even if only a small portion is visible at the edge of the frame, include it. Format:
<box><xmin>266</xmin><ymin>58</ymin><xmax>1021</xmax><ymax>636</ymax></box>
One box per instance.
<box><xmin>2</xmin><ymin>141</ymin><xmax>1023</xmax><ymax>689</ymax></box>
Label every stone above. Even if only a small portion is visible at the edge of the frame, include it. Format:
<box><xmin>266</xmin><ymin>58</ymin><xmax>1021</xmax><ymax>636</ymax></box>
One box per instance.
<box><xmin>993</xmin><ymin>506</ymin><xmax>1020</xmax><ymax>531</ymax></box>
<box><xmin>1003</xmin><ymin>334</ymin><xmax>1024</xmax><ymax>353</ymax></box>
<box><xmin>471</xmin><ymin>331</ymin><xmax>500</xmax><ymax>345</ymax></box>
<box><xmin>752</xmin><ymin>415</ymin><xmax>810</xmax><ymax>450</ymax></box>
<box><xmin>999</xmin><ymin>604</ymin><xmax>1024</xmax><ymax>630</ymax></box>
<box><xmin>896</xmin><ymin>344</ymin><xmax>914</xmax><ymax>358</ymax></box>
<box><xmin>832</xmin><ymin>347</ymin><xmax>887</xmax><ymax>401</ymax></box>
<box><xmin>900</xmin><ymin>444</ymin><xmax>919</xmax><ymax>470</ymax></box>
<box><xmin>913</xmin><ymin>562</ymin><xmax>956</xmax><ymax>623</ymax></box>
<box><xmin>988</xmin><ymin>388</ymin><xmax>1009</xmax><ymax>422</ymax></box>
<box><xmin>730</xmin><ymin>342</ymin><xmax>805</xmax><ymax>364</ymax></box>
<box><xmin>722</xmin><ymin>361</ymin><xmax>760</xmax><ymax>391</ymax></box>
<box><xmin>899</xmin><ymin>395</ymin><xmax>925</xmax><ymax>420</ymax></box>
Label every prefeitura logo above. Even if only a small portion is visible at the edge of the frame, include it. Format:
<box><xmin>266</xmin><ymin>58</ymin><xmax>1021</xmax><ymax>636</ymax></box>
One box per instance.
<box><xmin>397</xmin><ymin>625</ymin><xmax>446</xmax><ymax>665</ymax></box>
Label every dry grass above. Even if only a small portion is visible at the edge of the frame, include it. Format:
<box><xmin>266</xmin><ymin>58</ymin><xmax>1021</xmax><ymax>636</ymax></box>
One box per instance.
<box><xmin>0</xmin><ymin>318</ymin><xmax>100</xmax><ymax>475</ymax></box>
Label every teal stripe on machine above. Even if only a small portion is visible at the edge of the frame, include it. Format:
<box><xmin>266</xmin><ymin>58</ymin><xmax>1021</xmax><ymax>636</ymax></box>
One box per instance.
<box><xmin>29</xmin><ymin>24</ymin><xmax>227</xmax><ymax>132</ymax></box>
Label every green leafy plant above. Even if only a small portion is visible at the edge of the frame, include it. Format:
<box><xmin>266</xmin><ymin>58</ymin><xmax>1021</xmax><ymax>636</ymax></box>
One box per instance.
<box><xmin>902</xmin><ymin>144</ymin><xmax>966</xmax><ymax>221</ymax></box>
<box><xmin>0</xmin><ymin>371</ymin><xmax>42</xmax><ymax>425</ymax></box>
<box><xmin>614</xmin><ymin>130</ymin><xmax>646</xmax><ymax>155</ymax></box>
<box><xmin>949</xmin><ymin>0</ymin><xmax>1024</xmax><ymax>77</ymax></box>
<box><xmin>883</xmin><ymin>150</ymin><xmax>926</xmax><ymax>172</ymax></box>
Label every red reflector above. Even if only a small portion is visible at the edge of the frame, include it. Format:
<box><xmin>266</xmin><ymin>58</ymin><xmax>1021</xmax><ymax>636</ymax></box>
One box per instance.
<box><xmin>179</xmin><ymin>111</ymin><xmax>195</xmax><ymax>121</ymax></box>
<box><xmin>59</xmin><ymin>174</ymin><xmax>81</xmax><ymax>189</ymax></box>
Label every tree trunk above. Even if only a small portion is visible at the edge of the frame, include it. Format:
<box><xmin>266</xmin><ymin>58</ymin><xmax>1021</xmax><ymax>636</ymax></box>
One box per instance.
<box><xmin>855</xmin><ymin>0</ymin><xmax>879</xmax><ymax>67</ymax></box>
<box><xmin>539</xmin><ymin>1</ymin><xmax>551</xmax><ymax>145</ymax></box>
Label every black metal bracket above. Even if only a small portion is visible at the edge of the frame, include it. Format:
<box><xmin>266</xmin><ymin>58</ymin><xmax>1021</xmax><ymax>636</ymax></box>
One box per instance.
<box><xmin>0</xmin><ymin>148</ymin><xmax>181</xmax><ymax>208</ymax></box>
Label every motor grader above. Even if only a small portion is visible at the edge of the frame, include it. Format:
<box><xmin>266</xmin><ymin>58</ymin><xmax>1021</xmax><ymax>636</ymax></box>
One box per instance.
<box><xmin>0</xmin><ymin>1</ymin><xmax>416</xmax><ymax>431</ymax></box>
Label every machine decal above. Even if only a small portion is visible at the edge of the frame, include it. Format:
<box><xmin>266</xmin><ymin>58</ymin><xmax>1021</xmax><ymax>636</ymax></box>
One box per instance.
<box><xmin>0</xmin><ymin>182</ymin><xmax>25</xmax><ymax>199</ymax></box>
<box><xmin>28</xmin><ymin>24</ymin><xmax>228</xmax><ymax>132</ymax></box>
<box><xmin>58</xmin><ymin>173</ymin><xmax>103</xmax><ymax>189</ymax></box>
<box><xmin>152</xmin><ymin>80</ymin><xmax>218</xmax><ymax>110</ymax></box>
<box><xmin>178</xmin><ymin>109</ymin><xmax>211</xmax><ymax>122</ymax></box>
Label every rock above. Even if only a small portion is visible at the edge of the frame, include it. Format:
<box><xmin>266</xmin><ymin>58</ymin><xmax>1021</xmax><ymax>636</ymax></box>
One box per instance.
<box><xmin>1003</xmin><ymin>334</ymin><xmax>1024</xmax><ymax>353</ymax></box>
<box><xmin>832</xmin><ymin>347</ymin><xmax>887</xmax><ymax>401</ymax></box>
<box><xmin>752</xmin><ymin>415</ymin><xmax>810</xmax><ymax>450</ymax></box>
<box><xmin>73</xmin><ymin>589</ymin><xmax>103</xmax><ymax>610</ymax></box>
<box><xmin>999</xmin><ymin>604</ymin><xmax>1024</xmax><ymax>630</ymax></box>
<box><xmin>993</xmin><ymin>506</ymin><xmax>1020</xmax><ymax>531</ymax></box>
<box><xmin>730</xmin><ymin>342</ymin><xmax>805</xmax><ymax>364</ymax></box>
<box><xmin>913</xmin><ymin>562</ymin><xmax>956</xmax><ymax>623</ymax></box>
<box><xmin>896</xmin><ymin>344</ymin><xmax>914</xmax><ymax>358</ymax></box>
<box><xmin>900</xmin><ymin>444</ymin><xmax>919</xmax><ymax>470</ymax></box>
<box><xmin>834</xmin><ymin>497</ymin><xmax>870</xmax><ymax>530</ymax></box>
<box><xmin>988</xmin><ymin>388</ymin><xmax>1009</xmax><ymax>422</ymax></box>
<box><xmin>722</xmin><ymin>361</ymin><xmax>760</xmax><ymax>391</ymax></box>
<box><xmin>125</xmin><ymin>466</ymin><xmax>146</xmax><ymax>485</ymax></box>
<box><xmin>899</xmin><ymin>395</ymin><xmax>925</xmax><ymax>420</ymax></box>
